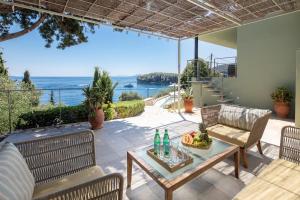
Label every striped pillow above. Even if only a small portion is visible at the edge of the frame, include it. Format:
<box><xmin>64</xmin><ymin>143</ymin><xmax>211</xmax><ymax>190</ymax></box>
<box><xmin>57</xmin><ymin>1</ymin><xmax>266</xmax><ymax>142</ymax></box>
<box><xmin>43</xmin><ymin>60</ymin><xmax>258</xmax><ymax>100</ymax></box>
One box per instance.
<box><xmin>218</xmin><ymin>104</ymin><xmax>270</xmax><ymax>131</ymax></box>
<box><xmin>0</xmin><ymin>141</ymin><xmax>35</xmax><ymax>200</ymax></box>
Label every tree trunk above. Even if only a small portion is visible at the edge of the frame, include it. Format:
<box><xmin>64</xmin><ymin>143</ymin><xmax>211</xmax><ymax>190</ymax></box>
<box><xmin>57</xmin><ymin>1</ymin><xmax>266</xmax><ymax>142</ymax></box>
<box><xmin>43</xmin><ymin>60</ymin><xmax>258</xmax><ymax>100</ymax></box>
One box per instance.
<box><xmin>0</xmin><ymin>14</ymin><xmax>46</xmax><ymax>42</ymax></box>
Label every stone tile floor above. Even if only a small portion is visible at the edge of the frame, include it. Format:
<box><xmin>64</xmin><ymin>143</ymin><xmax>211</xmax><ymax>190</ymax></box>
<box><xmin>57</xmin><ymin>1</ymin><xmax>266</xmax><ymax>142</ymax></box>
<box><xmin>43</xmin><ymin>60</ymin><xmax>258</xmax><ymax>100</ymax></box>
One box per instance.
<box><xmin>6</xmin><ymin>106</ymin><xmax>295</xmax><ymax>200</ymax></box>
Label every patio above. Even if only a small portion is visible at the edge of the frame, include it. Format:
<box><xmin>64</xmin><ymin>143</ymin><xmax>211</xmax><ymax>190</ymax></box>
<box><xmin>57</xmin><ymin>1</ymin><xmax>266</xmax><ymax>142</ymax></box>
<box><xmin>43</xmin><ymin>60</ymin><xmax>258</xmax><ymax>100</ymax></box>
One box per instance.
<box><xmin>1</xmin><ymin>0</ymin><xmax>300</xmax><ymax>198</ymax></box>
<box><xmin>6</xmin><ymin>106</ymin><xmax>295</xmax><ymax>199</ymax></box>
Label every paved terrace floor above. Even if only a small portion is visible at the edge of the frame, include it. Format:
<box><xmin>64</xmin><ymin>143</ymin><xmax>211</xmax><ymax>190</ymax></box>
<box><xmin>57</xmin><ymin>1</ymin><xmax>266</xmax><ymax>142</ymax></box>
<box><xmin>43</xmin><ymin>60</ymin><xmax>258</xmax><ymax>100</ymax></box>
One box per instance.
<box><xmin>7</xmin><ymin>106</ymin><xmax>295</xmax><ymax>200</ymax></box>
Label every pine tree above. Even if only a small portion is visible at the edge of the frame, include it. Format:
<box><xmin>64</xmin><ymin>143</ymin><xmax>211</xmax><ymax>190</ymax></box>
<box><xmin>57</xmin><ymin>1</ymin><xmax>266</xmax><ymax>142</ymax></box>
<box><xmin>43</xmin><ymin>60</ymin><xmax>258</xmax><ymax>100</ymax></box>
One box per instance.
<box><xmin>22</xmin><ymin>70</ymin><xmax>32</xmax><ymax>85</ymax></box>
<box><xmin>50</xmin><ymin>90</ymin><xmax>55</xmax><ymax>105</ymax></box>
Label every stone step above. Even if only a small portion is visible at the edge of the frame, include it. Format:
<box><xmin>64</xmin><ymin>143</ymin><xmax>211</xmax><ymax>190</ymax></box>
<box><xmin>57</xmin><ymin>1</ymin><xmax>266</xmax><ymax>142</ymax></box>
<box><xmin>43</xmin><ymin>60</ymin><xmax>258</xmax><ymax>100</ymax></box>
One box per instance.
<box><xmin>199</xmin><ymin>80</ymin><xmax>211</xmax><ymax>84</ymax></box>
<box><xmin>202</xmin><ymin>85</ymin><xmax>214</xmax><ymax>89</ymax></box>
<box><xmin>207</xmin><ymin>89</ymin><xmax>221</xmax><ymax>93</ymax></box>
<box><xmin>217</xmin><ymin>98</ymin><xmax>234</xmax><ymax>103</ymax></box>
<box><xmin>211</xmin><ymin>94</ymin><xmax>225</xmax><ymax>97</ymax></box>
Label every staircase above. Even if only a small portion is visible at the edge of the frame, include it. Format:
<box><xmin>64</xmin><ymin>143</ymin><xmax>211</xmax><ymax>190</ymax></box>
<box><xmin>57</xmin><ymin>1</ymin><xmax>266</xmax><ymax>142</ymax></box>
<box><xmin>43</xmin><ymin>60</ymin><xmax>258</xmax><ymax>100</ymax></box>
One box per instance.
<box><xmin>198</xmin><ymin>77</ymin><xmax>234</xmax><ymax>104</ymax></box>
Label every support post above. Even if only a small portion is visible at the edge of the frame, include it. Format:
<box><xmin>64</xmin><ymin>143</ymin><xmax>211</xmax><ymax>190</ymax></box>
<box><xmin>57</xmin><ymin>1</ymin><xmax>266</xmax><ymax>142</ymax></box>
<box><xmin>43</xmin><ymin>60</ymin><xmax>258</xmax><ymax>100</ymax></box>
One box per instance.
<box><xmin>194</xmin><ymin>36</ymin><xmax>199</xmax><ymax>80</ymax></box>
<box><xmin>296</xmin><ymin>49</ymin><xmax>300</xmax><ymax>127</ymax></box>
<box><xmin>209</xmin><ymin>53</ymin><xmax>213</xmax><ymax>74</ymax></box>
<box><xmin>7</xmin><ymin>90</ymin><xmax>12</xmax><ymax>133</ymax></box>
<box><xmin>58</xmin><ymin>89</ymin><xmax>62</xmax><ymax>122</ymax></box>
<box><xmin>177</xmin><ymin>38</ymin><xmax>181</xmax><ymax>113</ymax></box>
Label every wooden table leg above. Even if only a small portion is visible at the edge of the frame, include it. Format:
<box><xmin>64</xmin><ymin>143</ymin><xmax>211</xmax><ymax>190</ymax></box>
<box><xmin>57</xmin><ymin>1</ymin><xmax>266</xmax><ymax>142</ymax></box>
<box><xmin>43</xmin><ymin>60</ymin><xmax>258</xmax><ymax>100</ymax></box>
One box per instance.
<box><xmin>234</xmin><ymin>150</ymin><xmax>240</xmax><ymax>179</ymax></box>
<box><xmin>165</xmin><ymin>189</ymin><xmax>173</xmax><ymax>200</ymax></box>
<box><xmin>127</xmin><ymin>152</ymin><xmax>133</xmax><ymax>188</ymax></box>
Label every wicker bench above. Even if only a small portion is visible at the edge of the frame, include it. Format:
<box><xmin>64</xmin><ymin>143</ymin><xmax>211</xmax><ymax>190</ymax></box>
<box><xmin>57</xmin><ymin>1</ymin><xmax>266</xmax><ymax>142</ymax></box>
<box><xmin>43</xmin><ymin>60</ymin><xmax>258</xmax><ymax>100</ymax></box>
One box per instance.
<box><xmin>234</xmin><ymin>126</ymin><xmax>300</xmax><ymax>200</ymax></box>
<box><xmin>0</xmin><ymin>130</ymin><xmax>123</xmax><ymax>200</ymax></box>
<box><xmin>201</xmin><ymin>104</ymin><xmax>272</xmax><ymax>168</ymax></box>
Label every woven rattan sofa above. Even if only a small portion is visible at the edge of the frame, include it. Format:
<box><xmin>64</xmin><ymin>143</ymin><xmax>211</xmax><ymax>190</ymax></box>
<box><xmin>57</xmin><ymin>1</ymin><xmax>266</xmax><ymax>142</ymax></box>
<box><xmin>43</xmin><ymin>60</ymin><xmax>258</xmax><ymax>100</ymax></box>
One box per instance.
<box><xmin>234</xmin><ymin>126</ymin><xmax>300</xmax><ymax>200</ymax></box>
<box><xmin>0</xmin><ymin>130</ymin><xmax>123</xmax><ymax>200</ymax></box>
<box><xmin>201</xmin><ymin>104</ymin><xmax>272</xmax><ymax>168</ymax></box>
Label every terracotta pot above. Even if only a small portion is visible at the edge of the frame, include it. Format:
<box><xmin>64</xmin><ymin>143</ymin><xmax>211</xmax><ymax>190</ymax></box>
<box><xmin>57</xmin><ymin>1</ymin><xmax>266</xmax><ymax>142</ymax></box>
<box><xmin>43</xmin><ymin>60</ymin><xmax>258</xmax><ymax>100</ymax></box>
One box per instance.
<box><xmin>274</xmin><ymin>102</ymin><xmax>290</xmax><ymax>118</ymax></box>
<box><xmin>88</xmin><ymin>108</ymin><xmax>104</xmax><ymax>130</ymax></box>
<box><xmin>184</xmin><ymin>98</ymin><xmax>194</xmax><ymax>113</ymax></box>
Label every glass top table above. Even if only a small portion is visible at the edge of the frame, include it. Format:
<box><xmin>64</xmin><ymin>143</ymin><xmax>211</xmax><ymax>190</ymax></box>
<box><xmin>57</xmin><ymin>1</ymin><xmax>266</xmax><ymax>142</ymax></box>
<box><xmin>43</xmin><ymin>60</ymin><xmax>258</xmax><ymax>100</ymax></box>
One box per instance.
<box><xmin>127</xmin><ymin>136</ymin><xmax>240</xmax><ymax>200</ymax></box>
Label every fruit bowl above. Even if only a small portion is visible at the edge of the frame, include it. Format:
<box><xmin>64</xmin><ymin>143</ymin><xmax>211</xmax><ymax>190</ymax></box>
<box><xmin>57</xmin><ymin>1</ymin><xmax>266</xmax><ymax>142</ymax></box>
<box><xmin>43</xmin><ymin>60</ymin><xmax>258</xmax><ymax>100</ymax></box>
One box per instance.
<box><xmin>181</xmin><ymin>131</ymin><xmax>212</xmax><ymax>149</ymax></box>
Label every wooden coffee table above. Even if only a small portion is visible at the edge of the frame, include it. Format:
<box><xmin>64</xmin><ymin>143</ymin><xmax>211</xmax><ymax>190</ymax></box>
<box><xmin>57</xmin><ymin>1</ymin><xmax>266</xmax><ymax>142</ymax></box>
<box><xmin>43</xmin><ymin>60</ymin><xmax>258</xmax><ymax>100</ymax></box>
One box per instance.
<box><xmin>127</xmin><ymin>136</ymin><xmax>240</xmax><ymax>200</ymax></box>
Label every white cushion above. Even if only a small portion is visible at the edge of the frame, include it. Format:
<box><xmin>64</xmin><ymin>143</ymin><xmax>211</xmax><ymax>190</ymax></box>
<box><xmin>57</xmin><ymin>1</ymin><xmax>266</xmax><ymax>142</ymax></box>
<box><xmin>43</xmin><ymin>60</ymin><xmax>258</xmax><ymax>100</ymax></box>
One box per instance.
<box><xmin>0</xmin><ymin>142</ymin><xmax>35</xmax><ymax>200</ymax></box>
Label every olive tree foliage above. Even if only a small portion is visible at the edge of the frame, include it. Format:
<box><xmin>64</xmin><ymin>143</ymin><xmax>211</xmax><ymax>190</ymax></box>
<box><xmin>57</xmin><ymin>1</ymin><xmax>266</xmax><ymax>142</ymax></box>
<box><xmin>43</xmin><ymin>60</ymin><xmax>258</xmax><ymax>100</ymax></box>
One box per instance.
<box><xmin>180</xmin><ymin>59</ymin><xmax>209</xmax><ymax>87</ymax></box>
<box><xmin>0</xmin><ymin>5</ymin><xmax>96</xmax><ymax>49</ymax></box>
<box><xmin>0</xmin><ymin>52</ymin><xmax>32</xmax><ymax>134</ymax></box>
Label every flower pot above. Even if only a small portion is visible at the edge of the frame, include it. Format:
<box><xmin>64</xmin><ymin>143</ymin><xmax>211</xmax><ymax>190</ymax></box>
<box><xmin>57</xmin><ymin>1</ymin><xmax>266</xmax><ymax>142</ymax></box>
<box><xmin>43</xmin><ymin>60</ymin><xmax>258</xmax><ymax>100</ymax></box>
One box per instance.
<box><xmin>88</xmin><ymin>108</ymin><xmax>104</xmax><ymax>130</ymax></box>
<box><xmin>274</xmin><ymin>102</ymin><xmax>290</xmax><ymax>118</ymax></box>
<box><xmin>184</xmin><ymin>99</ymin><xmax>193</xmax><ymax>113</ymax></box>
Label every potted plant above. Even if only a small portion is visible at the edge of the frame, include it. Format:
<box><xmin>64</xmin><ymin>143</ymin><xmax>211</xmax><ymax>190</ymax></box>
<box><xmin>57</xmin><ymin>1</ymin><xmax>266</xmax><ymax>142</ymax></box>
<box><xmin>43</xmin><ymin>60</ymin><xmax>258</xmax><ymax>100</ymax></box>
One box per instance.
<box><xmin>271</xmin><ymin>87</ymin><xmax>293</xmax><ymax>118</ymax></box>
<box><xmin>182</xmin><ymin>87</ymin><xmax>193</xmax><ymax>113</ymax></box>
<box><xmin>83</xmin><ymin>67</ymin><xmax>108</xmax><ymax>129</ymax></box>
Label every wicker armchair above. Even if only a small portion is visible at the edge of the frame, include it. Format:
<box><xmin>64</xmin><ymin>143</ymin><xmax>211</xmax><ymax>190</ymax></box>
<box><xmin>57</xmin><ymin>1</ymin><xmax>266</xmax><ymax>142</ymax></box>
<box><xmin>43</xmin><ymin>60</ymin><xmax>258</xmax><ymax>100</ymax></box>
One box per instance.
<box><xmin>14</xmin><ymin>130</ymin><xmax>123</xmax><ymax>200</ymax></box>
<box><xmin>233</xmin><ymin>126</ymin><xmax>300</xmax><ymax>199</ymax></box>
<box><xmin>279</xmin><ymin>126</ymin><xmax>300</xmax><ymax>164</ymax></box>
<box><xmin>201</xmin><ymin>104</ymin><xmax>272</xmax><ymax>168</ymax></box>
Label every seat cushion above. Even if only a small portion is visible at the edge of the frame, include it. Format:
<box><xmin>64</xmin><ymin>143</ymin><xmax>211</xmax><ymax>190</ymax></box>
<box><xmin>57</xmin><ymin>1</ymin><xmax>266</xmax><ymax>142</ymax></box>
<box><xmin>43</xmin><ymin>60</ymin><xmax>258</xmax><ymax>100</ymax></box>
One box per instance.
<box><xmin>32</xmin><ymin>165</ymin><xmax>105</xmax><ymax>200</ymax></box>
<box><xmin>0</xmin><ymin>141</ymin><xmax>35</xmax><ymax>200</ymax></box>
<box><xmin>218</xmin><ymin>104</ymin><xmax>270</xmax><ymax>131</ymax></box>
<box><xmin>206</xmin><ymin>124</ymin><xmax>250</xmax><ymax>147</ymax></box>
<box><xmin>234</xmin><ymin>159</ymin><xmax>300</xmax><ymax>200</ymax></box>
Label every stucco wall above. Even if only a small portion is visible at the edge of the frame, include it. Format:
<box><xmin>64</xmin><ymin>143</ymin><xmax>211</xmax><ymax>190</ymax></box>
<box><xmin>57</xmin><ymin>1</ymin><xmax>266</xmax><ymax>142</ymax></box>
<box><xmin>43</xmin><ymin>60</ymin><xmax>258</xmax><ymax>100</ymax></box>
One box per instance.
<box><xmin>296</xmin><ymin>50</ymin><xmax>300</xmax><ymax>126</ymax></box>
<box><xmin>221</xmin><ymin>12</ymin><xmax>300</xmax><ymax>117</ymax></box>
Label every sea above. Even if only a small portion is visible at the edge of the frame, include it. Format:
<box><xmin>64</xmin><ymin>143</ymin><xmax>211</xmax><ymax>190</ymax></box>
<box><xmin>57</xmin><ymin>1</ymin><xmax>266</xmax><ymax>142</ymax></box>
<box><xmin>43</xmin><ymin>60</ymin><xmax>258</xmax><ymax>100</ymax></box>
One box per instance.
<box><xmin>10</xmin><ymin>76</ymin><xmax>168</xmax><ymax>106</ymax></box>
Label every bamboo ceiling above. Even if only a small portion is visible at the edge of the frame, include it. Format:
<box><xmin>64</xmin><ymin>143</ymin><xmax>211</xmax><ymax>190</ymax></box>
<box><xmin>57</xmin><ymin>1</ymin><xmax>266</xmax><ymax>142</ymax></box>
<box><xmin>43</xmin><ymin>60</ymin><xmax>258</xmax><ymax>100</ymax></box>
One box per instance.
<box><xmin>1</xmin><ymin>0</ymin><xmax>300</xmax><ymax>39</ymax></box>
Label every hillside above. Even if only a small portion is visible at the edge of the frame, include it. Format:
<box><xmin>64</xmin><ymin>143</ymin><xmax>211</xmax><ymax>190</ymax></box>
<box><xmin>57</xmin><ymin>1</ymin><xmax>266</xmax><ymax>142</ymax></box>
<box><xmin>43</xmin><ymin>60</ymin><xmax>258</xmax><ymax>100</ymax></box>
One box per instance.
<box><xmin>137</xmin><ymin>72</ymin><xmax>178</xmax><ymax>85</ymax></box>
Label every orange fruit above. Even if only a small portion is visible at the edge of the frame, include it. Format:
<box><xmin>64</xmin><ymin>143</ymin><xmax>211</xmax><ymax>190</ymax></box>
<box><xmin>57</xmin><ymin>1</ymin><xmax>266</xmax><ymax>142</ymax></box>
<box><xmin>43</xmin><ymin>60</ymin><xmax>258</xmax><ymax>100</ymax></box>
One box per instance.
<box><xmin>182</xmin><ymin>134</ymin><xmax>193</xmax><ymax>144</ymax></box>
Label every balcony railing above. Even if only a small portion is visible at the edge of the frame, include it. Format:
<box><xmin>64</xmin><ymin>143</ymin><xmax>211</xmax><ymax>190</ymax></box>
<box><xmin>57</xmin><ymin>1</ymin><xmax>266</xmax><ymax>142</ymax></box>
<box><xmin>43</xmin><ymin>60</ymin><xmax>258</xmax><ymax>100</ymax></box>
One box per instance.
<box><xmin>0</xmin><ymin>86</ymin><xmax>174</xmax><ymax>134</ymax></box>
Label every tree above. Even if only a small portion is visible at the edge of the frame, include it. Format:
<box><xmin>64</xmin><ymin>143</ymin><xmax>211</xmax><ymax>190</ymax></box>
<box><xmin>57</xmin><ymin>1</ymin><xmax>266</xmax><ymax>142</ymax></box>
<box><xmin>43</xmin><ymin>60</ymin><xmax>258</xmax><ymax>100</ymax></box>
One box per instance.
<box><xmin>0</xmin><ymin>7</ymin><xmax>96</xmax><ymax>49</ymax></box>
<box><xmin>49</xmin><ymin>90</ymin><xmax>55</xmax><ymax>105</ymax></box>
<box><xmin>22</xmin><ymin>70</ymin><xmax>32</xmax><ymax>85</ymax></box>
<box><xmin>0</xmin><ymin>53</ymin><xmax>32</xmax><ymax>133</ymax></box>
<box><xmin>0</xmin><ymin>51</ymin><xmax>8</xmax><ymax>77</ymax></box>
<box><xmin>180</xmin><ymin>59</ymin><xmax>209</xmax><ymax>87</ymax></box>
<box><xmin>21</xmin><ymin>70</ymin><xmax>40</xmax><ymax>106</ymax></box>
<box><xmin>102</xmin><ymin>71</ymin><xmax>118</xmax><ymax>103</ymax></box>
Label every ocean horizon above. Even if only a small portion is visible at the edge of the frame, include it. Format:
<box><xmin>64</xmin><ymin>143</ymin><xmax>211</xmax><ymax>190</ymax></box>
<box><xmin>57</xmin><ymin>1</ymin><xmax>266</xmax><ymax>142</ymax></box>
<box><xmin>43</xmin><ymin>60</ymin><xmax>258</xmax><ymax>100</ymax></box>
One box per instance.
<box><xmin>10</xmin><ymin>76</ymin><xmax>168</xmax><ymax>105</ymax></box>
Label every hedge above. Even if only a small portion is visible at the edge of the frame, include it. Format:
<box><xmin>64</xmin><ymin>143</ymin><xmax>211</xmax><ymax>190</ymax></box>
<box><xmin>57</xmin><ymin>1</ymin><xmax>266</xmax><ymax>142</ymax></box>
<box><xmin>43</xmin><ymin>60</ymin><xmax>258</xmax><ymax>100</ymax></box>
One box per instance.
<box><xmin>114</xmin><ymin>100</ymin><xmax>145</xmax><ymax>118</ymax></box>
<box><xmin>119</xmin><ymin>91</ymin><xmax>142</xmax><ymax>101</ymax></box>
<box><xmin>16</xmin><ymin>100</ymin><xmax>145</xmax><ymax>129</ymax></box>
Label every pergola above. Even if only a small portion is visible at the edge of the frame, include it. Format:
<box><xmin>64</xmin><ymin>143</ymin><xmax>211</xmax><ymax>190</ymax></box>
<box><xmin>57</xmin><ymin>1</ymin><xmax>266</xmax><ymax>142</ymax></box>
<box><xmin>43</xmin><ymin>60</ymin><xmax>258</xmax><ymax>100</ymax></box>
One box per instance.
<box><xmin>1</xmin><ymin>0</ymin><xmax>299</xmax><ymax>39</ymax></box>
<box><xmin>1</xmin><ymin>0</ymin><xmax>300</xmax><ymax>109</ymax></box>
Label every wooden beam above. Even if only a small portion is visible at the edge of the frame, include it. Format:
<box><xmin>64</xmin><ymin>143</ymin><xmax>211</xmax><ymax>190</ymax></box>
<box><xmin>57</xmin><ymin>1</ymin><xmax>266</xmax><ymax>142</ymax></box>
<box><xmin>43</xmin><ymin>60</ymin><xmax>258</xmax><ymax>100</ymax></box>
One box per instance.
<box><xmin>185</xmin><ymin>0</ymin><xmax>241</xmax><ymax>25</ymax></box>
<box><xmin>271</xmin><ymin>0</ymin><xmax>283</xmax><ymax>10</ymax></box>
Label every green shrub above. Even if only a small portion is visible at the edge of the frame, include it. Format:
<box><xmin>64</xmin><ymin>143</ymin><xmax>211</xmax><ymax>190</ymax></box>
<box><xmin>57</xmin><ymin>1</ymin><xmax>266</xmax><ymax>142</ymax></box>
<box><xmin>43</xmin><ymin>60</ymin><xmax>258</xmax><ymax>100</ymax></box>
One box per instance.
<box><xmin>16</xmin><ymin>104</ymin><xmax>88</xmax><ymax>129</ymax></box>
<box><xmin>114</xmin><ymin>100</ymin><xmax>145</xmax><ymax>118</ymax></box>
<box><xmin>271</xmin><ymin>87</ymin><xmax>293</xmax><ymax>103</ymax></box>
<box><xmin>119</xmin><ymin>92</ymin><xmax>142</xmax><ymax>101</ymax></box>
<box><xmin>103</xmin><ymin>103</ymin><xmax>116</xmax><ymax>120</ymax></box>
<box><xmin>16</xmin><ymin>100</ymin><xmax>145</xmax><ymax>129</ymax></box>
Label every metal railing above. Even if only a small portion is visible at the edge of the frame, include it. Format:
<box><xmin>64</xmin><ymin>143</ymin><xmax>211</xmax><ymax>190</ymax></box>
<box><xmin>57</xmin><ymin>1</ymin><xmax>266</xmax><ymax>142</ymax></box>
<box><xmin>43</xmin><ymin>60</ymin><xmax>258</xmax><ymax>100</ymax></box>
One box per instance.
<box><xmin>0</xmin><ymin>86</ymin><xmax>175</xmax><ymax>134</ymax></box>
<box><xmin>187</xmin><ymin>56</ymin><xmax>237</xmax><ymax>81</ymax></box>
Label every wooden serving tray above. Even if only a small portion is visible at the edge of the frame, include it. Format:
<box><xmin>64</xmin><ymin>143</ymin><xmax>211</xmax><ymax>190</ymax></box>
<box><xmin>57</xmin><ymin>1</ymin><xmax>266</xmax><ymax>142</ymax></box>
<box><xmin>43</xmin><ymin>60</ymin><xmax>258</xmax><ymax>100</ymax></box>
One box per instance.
<box><xmin>147</xmin><ymin>147</ymin><xmax>193</xmax><ymax>173</ymax></box>
<box><xmin>181</xmin><ymin>140</ymin><xmax>212</xmax><ymax>149</ymax></box>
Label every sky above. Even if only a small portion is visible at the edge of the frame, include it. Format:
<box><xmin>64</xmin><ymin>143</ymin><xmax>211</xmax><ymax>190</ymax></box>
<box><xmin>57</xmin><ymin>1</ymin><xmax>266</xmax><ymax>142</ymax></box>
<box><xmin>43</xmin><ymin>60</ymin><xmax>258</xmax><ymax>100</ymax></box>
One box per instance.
<box><xmin>0</xmin><ymin>25</ymin><xmax>236</xmax><ymax>77</ymax></box>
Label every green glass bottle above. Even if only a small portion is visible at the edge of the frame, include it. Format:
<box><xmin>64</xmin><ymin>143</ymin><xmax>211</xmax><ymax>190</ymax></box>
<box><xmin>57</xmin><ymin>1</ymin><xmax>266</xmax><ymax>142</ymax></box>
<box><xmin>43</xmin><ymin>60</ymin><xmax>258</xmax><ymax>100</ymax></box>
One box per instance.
<box><xmin>154</xmin><ymin>129</ymin><xmax>161</xmax><ymax>156</ymax></box>
<box><xmin>163</xmin><ymin>129</ymin><xmax>170</xmax><ymax>157</ymax></box>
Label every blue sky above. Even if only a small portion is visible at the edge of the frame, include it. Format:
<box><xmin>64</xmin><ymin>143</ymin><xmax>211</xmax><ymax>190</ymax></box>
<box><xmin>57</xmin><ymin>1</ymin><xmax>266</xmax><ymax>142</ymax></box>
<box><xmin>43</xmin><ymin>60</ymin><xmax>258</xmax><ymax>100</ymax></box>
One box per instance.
<box><xmin>0</xmin><ymin>25</ymin><xmax>236</xmax><ymax>77</ymax></box>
